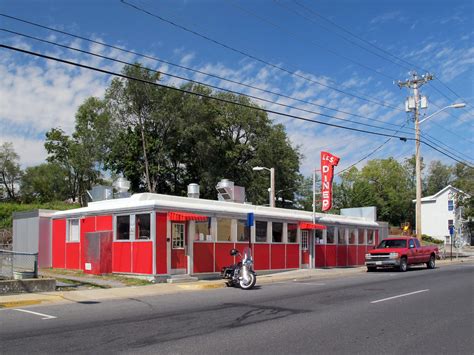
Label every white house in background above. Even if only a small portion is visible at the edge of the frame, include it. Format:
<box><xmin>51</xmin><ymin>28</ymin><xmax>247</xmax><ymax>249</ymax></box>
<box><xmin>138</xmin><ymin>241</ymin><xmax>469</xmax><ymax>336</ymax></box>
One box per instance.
<box><xmin>418</xmin><ymin>185</ymin><xmax>469</xmax><ymax>243</ymax></box>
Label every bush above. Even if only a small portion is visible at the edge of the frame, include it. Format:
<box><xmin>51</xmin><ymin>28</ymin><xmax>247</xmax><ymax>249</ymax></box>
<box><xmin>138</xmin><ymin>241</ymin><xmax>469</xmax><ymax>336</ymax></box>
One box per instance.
<box><xmin>421</xmin><ymin>234</ymin><xmax>444</xmax><ymax>245</ymax></box>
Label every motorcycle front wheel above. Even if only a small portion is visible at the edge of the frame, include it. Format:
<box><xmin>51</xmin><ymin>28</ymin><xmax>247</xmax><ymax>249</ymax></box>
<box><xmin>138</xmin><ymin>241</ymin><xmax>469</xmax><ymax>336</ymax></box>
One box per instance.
<box><xmin>239</xmin><ymin>273</ymin><xmax>256</xmax><ymax>290</ymax></box>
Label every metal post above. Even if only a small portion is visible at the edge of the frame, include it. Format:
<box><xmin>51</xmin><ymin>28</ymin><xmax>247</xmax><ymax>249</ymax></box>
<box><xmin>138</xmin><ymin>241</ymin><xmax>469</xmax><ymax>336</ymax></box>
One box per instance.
<box><xmin>312</xmin><ymin>170</ymin><xmax>316</xmax><ymax>224</ymax></box>
<box><xmin>414</xmin><ymin>81</ymin><xmax>422</xmax><ymax>241</ymax></box>
<box><xmin>270</xmin><ymin>168</ymin><xmax>275</xmax><ymax>208</ymax></box>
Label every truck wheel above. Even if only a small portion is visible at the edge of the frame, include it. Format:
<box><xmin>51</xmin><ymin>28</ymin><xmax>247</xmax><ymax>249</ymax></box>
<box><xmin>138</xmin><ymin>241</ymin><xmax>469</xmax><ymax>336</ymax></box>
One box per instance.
<box><xmin>367</xmin><ymin>267</ymin><xmax>376</xmax><ymax>272</ymax></box>
<box><xmin>427</xmin><ymin>255</ymin><xmax>435</xmax><ymax>269</ymax></box>
<box><xmin>399</xmin><ymin>257</ymin><xmax>408</xmax><ymax>272</ymax></box>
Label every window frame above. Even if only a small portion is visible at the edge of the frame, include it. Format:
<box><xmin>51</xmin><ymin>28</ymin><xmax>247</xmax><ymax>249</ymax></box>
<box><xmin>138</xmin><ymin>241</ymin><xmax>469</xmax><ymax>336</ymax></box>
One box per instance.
<box><xmin>135</xmin><ymin>213</ymin><xmax>151</xmax><ymax>241</ymax></box>
<box><xmin>172</xmin><ymin>223</ymin><xmax>185</xmax><ymax>249</ymax></box>
<box><xmin>236</xmin><ymin>219</ymin><xmax>250</xmax><ymax>242</ymax></box>
<box><xmin>216</xmin><ymin>217</ymin><xmax>232</xmax><ymax>242</ymax></box>
<box><xmin>255</xmin><ymin>220</ymin><xmax>268</xmax><ymax>243</ymax></box>
<box><xmin>272</xmin><ymin>222</ymin><xmax>283</xmax><ymax>243</ymax></box>
<box><xmin>115</xmin><ymin>214</ymin><xmax>131</xmax><ymax>241</ymax></box>
<box><xmin>301</xmin><ymin>230</ymin><xmax>309</xmax><ymax>250</ymax></box>
<box><xmin>448</xmin><ymin>199</ymin><xmax>454</xmax><ymax>211</ymax></box>
<box><xmin>326</xmin><ymin>226</ymin><xmax>336</xmax><ymax>244</ymax></box>
<box><xmin>287</xmin><ymin>223</ymin><xmax>298</xmax><ymax>243</ymax></box>
<box><xmin>66</xmin><ymin>218</ymin><xmax>80</xmax><ymax>243</ymax></box>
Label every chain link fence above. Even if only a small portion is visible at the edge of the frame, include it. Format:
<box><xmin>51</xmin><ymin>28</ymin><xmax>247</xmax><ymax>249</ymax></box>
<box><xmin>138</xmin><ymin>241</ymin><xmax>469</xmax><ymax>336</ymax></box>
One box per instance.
<box><xmin>0</xmin><ymin>250</ymin><xmax>38</xmax><ymax>280</ymax></box>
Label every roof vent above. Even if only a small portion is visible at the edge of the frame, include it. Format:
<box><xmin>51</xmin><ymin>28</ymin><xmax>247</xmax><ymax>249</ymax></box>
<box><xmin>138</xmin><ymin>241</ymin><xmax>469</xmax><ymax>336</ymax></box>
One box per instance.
<box><xmin>113</xmin><ymin>177</ymin><xmax>131</xmax><ymax>199</ymax></box>
<box><xmin>187</xmin><ymin>183</ymin><xmax>200</xmax><ymax>198</ymax></box>
<box><xmin>216</xmin><ymin>179</ymin><xmax>246</xmax><ymax>203</ymax></box>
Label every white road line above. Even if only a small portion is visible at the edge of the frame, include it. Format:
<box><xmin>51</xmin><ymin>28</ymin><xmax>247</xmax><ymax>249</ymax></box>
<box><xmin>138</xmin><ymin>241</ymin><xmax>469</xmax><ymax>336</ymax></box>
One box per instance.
<box><xmin>371</xmin><ymin>289</ymin><xmax>429</xmax><ymax>304</ymax></box>
<box><xmin>294</xmin><ymin>282</ymin><xmax>326</xmax><ymax>286</ymax></box>
<box><xmin>13</xmin><ymin>308</ymin><xmax>57</xmax><ymax>320</ymax></box>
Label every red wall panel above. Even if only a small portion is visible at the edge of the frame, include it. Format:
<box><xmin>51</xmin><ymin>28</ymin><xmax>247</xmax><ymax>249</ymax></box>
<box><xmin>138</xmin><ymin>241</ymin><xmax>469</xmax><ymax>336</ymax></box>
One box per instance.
<box><xmin>347</xmin><ymin>245</ymin><xmax>358</xmax><ymax>266</ymax></box>
<box><xmin>337</xmin><ymin>245</ymin><xmax>348</xmax><ymax>267</ymax></box>
<box><xmin>286</xmin><ymin>244</ymin><xmax>299</xmax><ymax>269</ymax></box>
<box><xmin>81</xmin><ymin>217</ymin><xmax>96</xmax><ymax>272</ymax></box>
<box><xmin>301</xmin><ymin>250</ymin><xmax>310</xmax><ymax>265</ymax></box>
<box><xmin>156</xmin><ymin>213</ymin><xmax>167</xmax><ymax>274</ymax></box>
<box><xmin>357</xmin><ymin>245</ymin><xmax>367</xmax><ymax>265</ymax></box>
<box><xmin>271</xmin><ymin>244</ymin><xmax>286</xmax><ymax>270</ymax></box>
<box><xmin>325</xmin><ymin>245</ymin><xmax>337</xmax><ymax>267</ymax></box>
<box><xmin>132</xmin><ymin>242</ymin><xmax>153</xmax><ymax>274</ymax></box>
<box><xmin>171</xmin><ymin>249</ymin><xmax>186</xmax><ymax>269</ymax></box>
<box><xmin>112</xmin><ymin>242</ymin><xmax>132</xmax><ymax>273</ymax></box>
<box><xmin>65</xmin><ymin>243</ymin><xmax>80</xmax><ymax>269</ymax></box>
<box><xmin>52</xmin><ymin>219</ymin><xmax>66</xmax><ymax>268</ymax></box>
<box><xmin>315</xmin><ymin>245</ymin><xmax>326</xmax><ymax>267</ymax></box>
<box><xmin>253</xmin><ymin>244</ymin><xmax>270</xmax><ymax>271</ymax></box>
<box><xmin>215</xmin><ymin>243</ymin><xmax>235</xmax><ymax>272</ymax></box>
<box><xmin>96</xmin><ymin>215</ymin><xmax>113</xmax><ymax>231</ymax></box>
<box><xmin>193</xmin><ymin>243</ymin><xmax>214</xmax><ymax>273</ymax></box>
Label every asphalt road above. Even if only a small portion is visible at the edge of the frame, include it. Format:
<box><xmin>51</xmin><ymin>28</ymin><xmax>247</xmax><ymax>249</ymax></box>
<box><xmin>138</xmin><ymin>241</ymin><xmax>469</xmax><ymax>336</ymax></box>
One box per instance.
<box><xmin>1</xmin><ymin>264</ymin><xmax>473</xmax><ymax>354</ymax></box>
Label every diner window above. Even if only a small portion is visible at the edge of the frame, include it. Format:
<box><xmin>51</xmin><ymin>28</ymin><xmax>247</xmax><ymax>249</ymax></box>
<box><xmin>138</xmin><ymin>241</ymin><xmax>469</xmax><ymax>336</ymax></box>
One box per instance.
<box><xmin>358</xmin><ymin>229</ymin><xmax>365</xmax><ymax>244</ymax></box>
<box><xmin>367</xmin><ymin>229</ymin><xmax>375</xmax><ymax>245</ymax></box>
<box><xmin>326</xmin><ymin>226</ymin><xmax>335</xmax><ymax>244</ymax></box>
<box><xmin>195</xmin><ymin>218</ymin><xmax>212</xmax><ymax>241</ymax></box>
<box><xmin>348</xmin><ymin>229</ymin><xmax>356</xmax><ymax>244</ymax></box>
<box><xmin>315</xmin><ymin>229</ymin><xmax>323</xmax><ymax>244</ymax></box>
<box><xmin>301</xmin><ymin>231</ymin><xmax>309</xmax><ymax>250</ymax></box>
<box><xmin>256</xmin><ymin>221</ymin><xmax>268</xmax><ymax>242</ymax></box>
<box><xmin>116</xmin><ymin>215</ymin><xmax>130</xmax><ymax>240</ymax></box>
<box><xmin>237</xmin><ymin>219</ymin><xmax>250</xmax><ymax>242</ymax></box>
<box><xmin>338</xmin><ymin>227</ymin><xmax>347</xmax><ymax>245</ymax></box>
<box><xmin>135</xmin><ymin>214</ymin><xmax>151</xmax><ymax>240</ymax></box>
<box><xmin>287</xmin><ymin>223</ymin><xmax>298</xmax><ymax>243</ymax></box>
<box><xmin>172</xmin><ymin>223</ymin><xmax>185</xmax><ymax>249</ymax></box>
<box><xmin>448</xmin><ymin>200</ymin><xmax>454</xmax><ymax>211</ymax></box>
<box><xmin>67</xmin><ymin>219</ymin><xmax>80</xmax><ymax>242</ymax></box>
<box><xmin>217</xmin><ymin>217</ymin><xmax>232</xmax><ymax>241</ymax></box>
<box><xmin>272</xmin><ymin>222</ymin><xmax>283</xmax><ymax>243</ymax></box>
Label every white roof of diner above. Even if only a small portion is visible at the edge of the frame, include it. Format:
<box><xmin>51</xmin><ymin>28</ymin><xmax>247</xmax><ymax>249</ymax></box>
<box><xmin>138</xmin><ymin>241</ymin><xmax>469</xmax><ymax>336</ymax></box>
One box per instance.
<box><xmin>53</xmin><ymin>193</ymin><xmax>379</xmax><ymax>227</ymax></box>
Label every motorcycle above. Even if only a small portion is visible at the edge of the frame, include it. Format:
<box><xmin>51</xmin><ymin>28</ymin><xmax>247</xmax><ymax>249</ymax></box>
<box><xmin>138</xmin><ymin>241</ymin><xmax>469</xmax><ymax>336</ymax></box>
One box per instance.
<box><xmin>221</xmin><ymin>247</ymin><xmax>256</xmax><ymax>290</ymax></box>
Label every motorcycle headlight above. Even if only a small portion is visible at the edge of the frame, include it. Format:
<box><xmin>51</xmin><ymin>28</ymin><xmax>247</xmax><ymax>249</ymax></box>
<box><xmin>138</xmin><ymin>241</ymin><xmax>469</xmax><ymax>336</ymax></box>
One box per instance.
<box><xmin>365</xmin><ymin>253</ymin><xmax>371</xmax><ymax>259</ymax></box>
<box><xmin>389</xmin><ymin>252</ymin><xmax>400</xmax><ymax>259</ymax></box>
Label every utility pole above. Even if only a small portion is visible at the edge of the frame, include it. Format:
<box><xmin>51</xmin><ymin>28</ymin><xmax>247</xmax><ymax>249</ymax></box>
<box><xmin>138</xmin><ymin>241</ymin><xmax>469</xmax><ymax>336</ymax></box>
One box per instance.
<box><xmin>398</xmin><ymin>72</ymin><xmax>433</xmax><ymax>241</ymax></box>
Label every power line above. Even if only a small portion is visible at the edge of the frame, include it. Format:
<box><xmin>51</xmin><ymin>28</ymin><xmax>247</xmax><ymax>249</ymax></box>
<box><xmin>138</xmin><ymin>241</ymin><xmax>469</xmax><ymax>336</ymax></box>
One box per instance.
<box><xmin>291</xmin><ymin>0</ymin><xmax>422</xmax><ymax>72</ymax></box>
<box><xmin>288</xmin><ymin>1</ymin><xmax>474</xmax><ymax>120</ymax></box>
<box><xmin>0</xmin><ymin>28</ymin><xmax>415</xmax><ymax>135</ymax></box>
<box><xmin>228</xmin><ymin>0</ymin><xmax>396</xmax><ymax>80</ymax></box>
<box><xmin>0</xmin><ymin>27</ymin><xmax>414</xmax><ymax>134</ymax></box>
<box><xmin>118</xmin><ymin>0</ymin><xmax>404</xmax><ymax>111</ymax></box>
<box><xmin>337</xmin><ymin>123</ymin><xmax>409</xmax><ymax>175</ymax></box>
<box><xmin>2</xmin><ymin>43</ymin><xmax>471</xmax><ymax>168</ymax></box>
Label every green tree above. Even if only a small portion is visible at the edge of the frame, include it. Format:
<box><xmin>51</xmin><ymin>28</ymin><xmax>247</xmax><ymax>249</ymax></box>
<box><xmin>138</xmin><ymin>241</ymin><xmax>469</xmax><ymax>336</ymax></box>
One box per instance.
<box><xmin>0</xmin><ymin>142</ymin><xmax>22</xmax><ymax>201</ymax></box>
<box><xmin>333</xmin><ymin>158</ymin><xmax>414</xmax><ymax>226</ymax></box>
<box><xmin>20</xmin><ymin>163</ymin><xmax>69</xmax><ymax>203</ymax></box>
<box><xmin>425</xmin><ymin>160</ymin><xmax>453</xmax><ymax>196</ymax></box>
<box><xmin>105</xmin><ymin>64</ymin><xmax>164</xmax><ymax>193</ymax></box>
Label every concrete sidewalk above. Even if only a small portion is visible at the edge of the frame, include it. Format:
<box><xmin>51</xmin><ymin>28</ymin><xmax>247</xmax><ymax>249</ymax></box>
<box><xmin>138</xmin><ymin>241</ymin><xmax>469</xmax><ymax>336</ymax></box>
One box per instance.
<box><xmin>1</xmin><ymin>257</ymin><xmax>472</xmax><ymax>309</ymax></box>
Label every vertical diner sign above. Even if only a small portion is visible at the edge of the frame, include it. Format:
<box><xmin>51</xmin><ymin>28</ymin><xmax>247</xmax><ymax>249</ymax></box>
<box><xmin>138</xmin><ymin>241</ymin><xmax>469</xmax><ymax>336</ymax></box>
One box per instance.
<box><xmin>321</xmin><ymin>151</ymin><xmax>340</xmax><ymax>212</ymax></box>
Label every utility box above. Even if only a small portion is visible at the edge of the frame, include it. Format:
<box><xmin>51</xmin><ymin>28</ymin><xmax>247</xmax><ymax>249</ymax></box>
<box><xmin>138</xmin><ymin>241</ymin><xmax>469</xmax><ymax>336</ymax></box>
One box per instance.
<box><xmin>12</xmin><ymin>209</ymin><xmax>57</xmax><ymax>268</ymax></box>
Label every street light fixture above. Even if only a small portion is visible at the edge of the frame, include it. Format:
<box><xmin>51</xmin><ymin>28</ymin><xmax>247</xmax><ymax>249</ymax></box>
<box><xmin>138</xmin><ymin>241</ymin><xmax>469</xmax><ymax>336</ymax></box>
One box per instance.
<box><xmin>419</xmin><ymin>103</ymin><xmax>466</xmax><ymax>124</ymax></box>
<box><xmin>414</xmin><ymin>102</ymin><xmax>466</xmax><ymax>239</ymax></box>
<box><xmin>253</xmin><ymin>166</ymin><xmax>275</xmax><ymax>208</ymax></box>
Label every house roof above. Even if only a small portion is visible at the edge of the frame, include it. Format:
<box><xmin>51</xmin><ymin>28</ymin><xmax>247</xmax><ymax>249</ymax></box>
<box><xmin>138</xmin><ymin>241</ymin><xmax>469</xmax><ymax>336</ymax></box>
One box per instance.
<box><xmin>416</xmin><ymin>185</ymin><xmax>470</xmax><ymax>203</ymax></box>
<box><xmin>52</xmin><ymin>192</ymin><xmax>380</xmax><ymax>227</ymax></box>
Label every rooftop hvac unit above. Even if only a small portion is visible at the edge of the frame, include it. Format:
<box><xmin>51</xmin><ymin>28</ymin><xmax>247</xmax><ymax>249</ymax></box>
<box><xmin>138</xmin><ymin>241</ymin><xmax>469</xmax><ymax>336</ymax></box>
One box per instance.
<box><xmin>216</xmin><ymin>179</ymin><xmax>246</xmax><ymax>203</ymax></box>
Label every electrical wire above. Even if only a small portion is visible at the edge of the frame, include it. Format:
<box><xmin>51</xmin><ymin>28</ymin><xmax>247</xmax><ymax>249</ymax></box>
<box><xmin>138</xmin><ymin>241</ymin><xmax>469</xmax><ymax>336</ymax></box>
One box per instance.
<box><xmin>287</xmin><ymin>1</ymin><xmax>474</xmax><ymax>120</ymax></box>
<box><xmin>0</xmin><ymin>14</ymin><xmax>414</xmax><ymax>131</ymax></box>
<box><xmin>118</xmin><ymin>1</ymin><xmax>404</xmax><ymax>111</ymax></box>
<box><xmin>228</xmin><ymin>0</ymin><xmax>396</xmax><ymax>80</ymax></box>
<box><xmin>2</xmin><ymin>43</ymin><xmax>471</xmax><ymax>168</ymax></box>
<box><xmin>1</xmin><ymin>28</ymin><xmax>416</xmax><ymax>135</ymax></box>
<box><xmin>0</xmin><ymin>27</ymin><xmax>414</xmax><ymax>134</ymax></box>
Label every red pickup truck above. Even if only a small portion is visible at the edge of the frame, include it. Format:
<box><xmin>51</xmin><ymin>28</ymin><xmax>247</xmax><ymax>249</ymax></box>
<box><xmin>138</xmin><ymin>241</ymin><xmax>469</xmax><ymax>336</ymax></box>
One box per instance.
<box><xmin>365</xmin><ymin>237</ymin><xmax>438</xmax><ymax>272</ymax></box>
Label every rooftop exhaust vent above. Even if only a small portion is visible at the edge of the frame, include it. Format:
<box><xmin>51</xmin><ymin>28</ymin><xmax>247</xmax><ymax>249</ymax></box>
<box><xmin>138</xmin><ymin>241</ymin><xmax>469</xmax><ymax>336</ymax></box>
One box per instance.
<box><xmin>216</xmin><ymin>179</ymin><xmax>246</xmax><ymax>203</ymax></box>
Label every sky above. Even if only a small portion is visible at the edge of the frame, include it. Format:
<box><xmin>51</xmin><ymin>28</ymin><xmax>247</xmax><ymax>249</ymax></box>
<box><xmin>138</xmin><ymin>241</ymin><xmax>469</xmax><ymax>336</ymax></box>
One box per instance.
<box><xmin>0</xmin><ymin>0</ymin><xmax>473</xmax><ymax>177</ymax></box>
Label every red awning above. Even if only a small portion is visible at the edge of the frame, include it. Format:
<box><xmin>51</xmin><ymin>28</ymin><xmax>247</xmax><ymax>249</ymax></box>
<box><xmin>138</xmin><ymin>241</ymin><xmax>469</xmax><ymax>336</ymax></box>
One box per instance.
<box><xmin>299</xmin><ymin>222</ymin><xmax>327</xmax><ymax>230</ymax></box>
<box><xmin>168</xmin><ymin>211</ymin><xmax>208</xmax><ymax>222</ymax></box>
